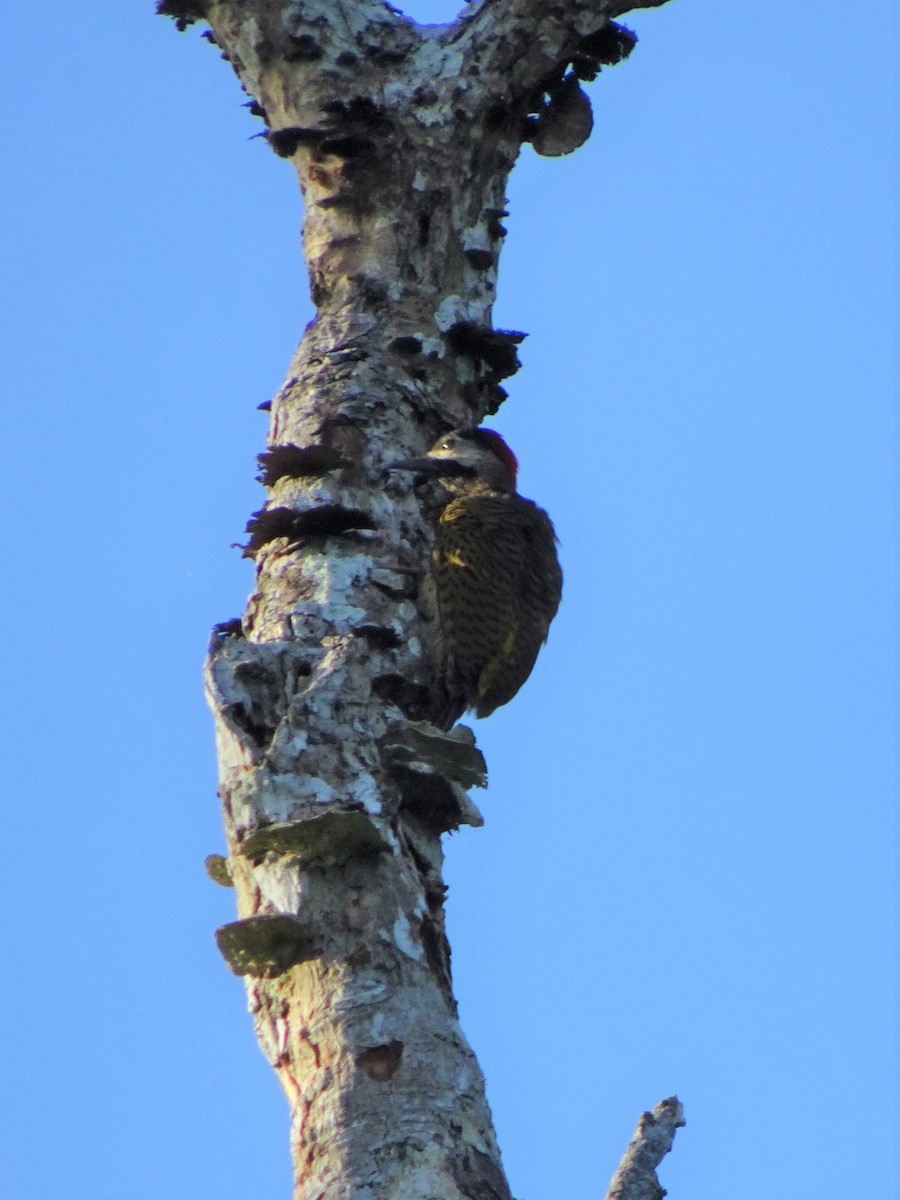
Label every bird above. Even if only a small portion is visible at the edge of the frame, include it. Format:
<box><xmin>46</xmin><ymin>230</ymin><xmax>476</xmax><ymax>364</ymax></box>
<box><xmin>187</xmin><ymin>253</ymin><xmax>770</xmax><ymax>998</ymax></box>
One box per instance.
<box><xmin>389</xmin><ymin>428</ymin><xmax>562</xmax><ymax>729</ymax></box>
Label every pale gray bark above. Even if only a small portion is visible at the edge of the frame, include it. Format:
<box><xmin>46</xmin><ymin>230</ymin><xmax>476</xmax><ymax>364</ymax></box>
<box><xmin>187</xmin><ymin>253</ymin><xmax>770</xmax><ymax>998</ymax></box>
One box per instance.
<box><xmin>604</xmin><ymin>1097</ymin><xmax>686</xmax><ymax>1200</ymax></box>
<box><xmin>162</xmin><ymin>0</ymin><xmax>679</xmax><ymax>1195</ymax></box>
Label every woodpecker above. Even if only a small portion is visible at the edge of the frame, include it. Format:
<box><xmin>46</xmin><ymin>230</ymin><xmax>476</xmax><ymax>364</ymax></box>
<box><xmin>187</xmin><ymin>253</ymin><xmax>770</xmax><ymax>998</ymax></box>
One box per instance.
<box><xmin>390</xmin><ymin>428</ymin><xmax>562</xmax><ymax>730</ymax></box>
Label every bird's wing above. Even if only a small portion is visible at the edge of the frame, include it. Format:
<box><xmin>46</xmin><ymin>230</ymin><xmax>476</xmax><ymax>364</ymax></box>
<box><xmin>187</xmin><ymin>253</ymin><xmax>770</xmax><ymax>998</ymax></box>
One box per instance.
<box><xmin>433</xmin><ymin>495</ymin><xmax>561</xmax><ymax>719</ymax></box>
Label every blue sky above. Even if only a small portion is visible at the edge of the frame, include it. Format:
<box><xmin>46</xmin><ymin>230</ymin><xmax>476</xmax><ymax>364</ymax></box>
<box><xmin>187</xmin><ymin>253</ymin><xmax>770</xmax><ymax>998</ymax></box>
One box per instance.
<box><xmin>1</xmin><ymin>3</ymin><xmax>896</xmax><ymax>1198</ymax></box>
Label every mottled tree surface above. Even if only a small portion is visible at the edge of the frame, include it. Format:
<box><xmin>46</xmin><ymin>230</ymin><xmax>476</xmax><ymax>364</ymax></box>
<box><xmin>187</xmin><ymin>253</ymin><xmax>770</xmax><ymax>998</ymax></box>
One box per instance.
<box><xmin>161</xmin><ymin>0</ymin><xmax>680</xmax><ymax>1195</ymax></box>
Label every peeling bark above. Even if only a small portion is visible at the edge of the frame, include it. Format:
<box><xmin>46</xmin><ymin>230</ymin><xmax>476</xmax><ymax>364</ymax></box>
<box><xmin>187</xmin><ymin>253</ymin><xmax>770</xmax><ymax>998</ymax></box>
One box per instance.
<box><xmin>161</xmin><ymin>0</ymin><xmax>677</xmax><ymax>1195</ymax></box>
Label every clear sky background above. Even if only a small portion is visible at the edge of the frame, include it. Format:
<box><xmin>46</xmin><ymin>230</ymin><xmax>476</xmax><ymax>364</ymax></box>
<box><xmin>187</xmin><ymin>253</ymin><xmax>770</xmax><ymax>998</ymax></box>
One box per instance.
<box><xmin>1</xmin><ymin>3</ymin><xmax>896</xmax><ymax>1199</ymax></box>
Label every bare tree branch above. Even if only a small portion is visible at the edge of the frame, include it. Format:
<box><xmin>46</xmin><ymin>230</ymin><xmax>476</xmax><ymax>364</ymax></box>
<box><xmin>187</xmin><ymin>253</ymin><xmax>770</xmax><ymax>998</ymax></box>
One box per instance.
<box><xmin>608</xmin><ymin>0</ymin><xmax>674</xmax><ymax>15</ymax></box>
<box><xmin>604</xmin><ymin>1097</ymin><xmax>686</xmax><ymax>1200</ymax></box>
<box><xmin>450</xmin><ymin>0</ymin><xmax>629</xmax><ymax>92</ymax></box>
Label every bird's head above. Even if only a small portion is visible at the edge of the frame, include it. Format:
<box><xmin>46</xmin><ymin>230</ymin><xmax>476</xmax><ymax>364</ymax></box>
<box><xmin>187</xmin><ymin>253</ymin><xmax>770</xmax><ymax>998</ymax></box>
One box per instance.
<box><xmin>389</xmin><ymin>428</ymin><xmax>518</xmax><ymax>493</ymax></box>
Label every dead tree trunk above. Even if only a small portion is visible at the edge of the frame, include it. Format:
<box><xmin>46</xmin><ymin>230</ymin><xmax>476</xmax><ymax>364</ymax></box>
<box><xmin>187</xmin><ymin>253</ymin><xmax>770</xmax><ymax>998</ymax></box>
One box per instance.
<box><xmin>160</xmin><ymin>0</ymin><xmax>679</xmax><ymax>1196</ymax></box>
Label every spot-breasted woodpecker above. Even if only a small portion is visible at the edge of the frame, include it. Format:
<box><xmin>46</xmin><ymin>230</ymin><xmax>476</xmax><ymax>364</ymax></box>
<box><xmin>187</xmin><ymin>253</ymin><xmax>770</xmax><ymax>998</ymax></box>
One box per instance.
<box><xmin>390</xmin><ymin>428</ymin><xmax>562</xmax><ymax>730</ymax></box>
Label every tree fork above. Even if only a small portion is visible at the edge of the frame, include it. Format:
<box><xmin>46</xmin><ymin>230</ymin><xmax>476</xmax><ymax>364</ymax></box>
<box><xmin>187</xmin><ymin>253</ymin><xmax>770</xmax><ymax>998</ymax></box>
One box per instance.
<box><xmin>162</xmin><ymin>0</ymin><xmax>680</xmax><ymax>1195</ymax></box>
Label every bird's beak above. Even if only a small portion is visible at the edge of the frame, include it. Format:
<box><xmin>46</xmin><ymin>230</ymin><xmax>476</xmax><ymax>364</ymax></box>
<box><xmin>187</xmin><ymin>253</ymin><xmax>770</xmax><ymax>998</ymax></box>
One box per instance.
<box><xmin>386</xmin><ymin>455</ymin><xmax>441</xmax><ymax>475</ymax></box>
